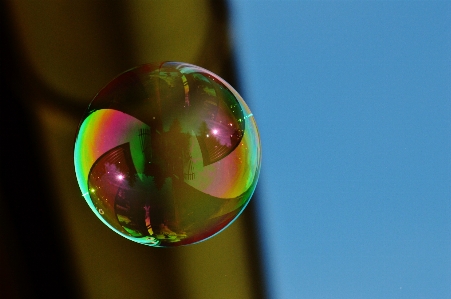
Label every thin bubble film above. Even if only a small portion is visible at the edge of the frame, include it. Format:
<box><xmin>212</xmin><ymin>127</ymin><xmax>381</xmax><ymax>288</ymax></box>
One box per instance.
<box><xmin>74</xmin><ymin>62</ymin><xmax>261</xmax><ymax>247</ymax></box>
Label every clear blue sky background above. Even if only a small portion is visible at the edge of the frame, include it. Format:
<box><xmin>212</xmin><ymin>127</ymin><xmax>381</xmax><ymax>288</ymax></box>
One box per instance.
<box><xmin>230</xmin><ymin>1</ymin><xmax>451</xmax><ymax>298</ymax></box>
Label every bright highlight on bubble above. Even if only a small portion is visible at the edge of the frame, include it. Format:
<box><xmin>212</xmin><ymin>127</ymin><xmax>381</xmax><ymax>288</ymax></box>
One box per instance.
<box><xmin>74</xmin><ymin>62</ymin><xmax>261</xmax><ymax>247</ymax></box>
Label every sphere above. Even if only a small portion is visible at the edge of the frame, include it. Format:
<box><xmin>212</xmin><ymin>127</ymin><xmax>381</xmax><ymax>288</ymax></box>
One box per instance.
<box><xmin>74</xmin><ymin>62</ymin><xmax>261</xmax><ymax>247</ymax></box>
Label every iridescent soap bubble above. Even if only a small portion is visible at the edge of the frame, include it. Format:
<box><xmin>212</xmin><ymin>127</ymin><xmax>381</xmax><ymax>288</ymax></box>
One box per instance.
<box><xmin>74</xmin><ymin>62</ymin><xmax>261</xmax><ymax>247</ymax></box>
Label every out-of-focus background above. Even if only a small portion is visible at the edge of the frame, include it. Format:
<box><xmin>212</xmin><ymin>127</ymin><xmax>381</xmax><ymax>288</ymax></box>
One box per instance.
<box><xmin>230</xmin><ymin>2</ymin><xmax>450</xmax><ymax>298</ymax></box>
<box><xmin>1</xmin><ymin>1</ymin><xmax>450</xmax><ymax>299</ymax></box>
<box><xmin>0</xmin><ymin>1</ymin><xmax>265</xmax><ymax>299</ymax></box>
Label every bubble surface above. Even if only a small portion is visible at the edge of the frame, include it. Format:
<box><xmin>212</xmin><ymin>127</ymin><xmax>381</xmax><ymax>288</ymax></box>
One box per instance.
<box><xmin>74</xmin><ymin>62</ymin><xmax>261</xmax><ymax>247</ymax></box>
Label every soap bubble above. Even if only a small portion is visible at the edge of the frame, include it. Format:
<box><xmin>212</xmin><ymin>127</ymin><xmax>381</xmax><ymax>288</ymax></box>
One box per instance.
<box><xmin>74</xmin><ymin>62</ymin><xmax>261</xmax><ymax>247</ymax></box>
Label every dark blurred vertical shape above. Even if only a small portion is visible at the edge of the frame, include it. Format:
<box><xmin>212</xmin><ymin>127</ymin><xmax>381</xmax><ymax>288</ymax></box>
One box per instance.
<box><xmin>207</xmin><ymin>3</ymin><xmax>268</xmax><ymax>299</ymax></box>
<box><xmin>0</xmin><ymin>1</ymin><xmax>266</xmax><ymax>298</ymax></box>
<box><xmin>0</xmin><ymin>1</ymin><xmax>83</xmax><ymax>298</ymax></box>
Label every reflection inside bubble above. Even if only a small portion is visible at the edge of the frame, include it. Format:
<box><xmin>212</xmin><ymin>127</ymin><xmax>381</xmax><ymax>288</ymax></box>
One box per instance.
<box><xmin>74</xmin><ymin>62</ymin><xmax>261</xmax><ymax>247</ymax></box>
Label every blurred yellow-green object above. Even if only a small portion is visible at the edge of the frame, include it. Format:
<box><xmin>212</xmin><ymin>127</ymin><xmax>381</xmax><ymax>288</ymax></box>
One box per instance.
<box><xmin>0</xmin><ymin>1</ymin><xmax>265</xmax><ymax>298</ymax></box>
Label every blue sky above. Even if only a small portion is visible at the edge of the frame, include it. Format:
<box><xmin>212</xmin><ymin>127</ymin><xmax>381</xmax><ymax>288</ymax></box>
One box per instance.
<box><xmin>230</xmin><ymin>1</ymin><xmax>451</xmax><ymax>298</ymax></box>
